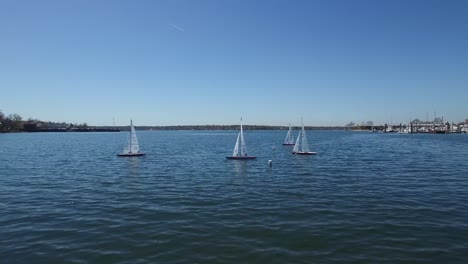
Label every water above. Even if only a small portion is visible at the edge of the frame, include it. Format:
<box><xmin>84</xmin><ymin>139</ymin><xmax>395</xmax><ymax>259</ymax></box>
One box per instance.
<box><xmin>1</xmin><ymin>130</ymin><xmax>467</xmax><ymax>263</ymax></box>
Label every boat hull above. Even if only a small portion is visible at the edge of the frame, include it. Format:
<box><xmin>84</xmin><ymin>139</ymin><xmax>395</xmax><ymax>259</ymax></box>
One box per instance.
<box><xmin>226</xmin><ymin>156</ymin><xmax>257</xmax><ymax>160</ymax></box>
<box><xmin>117</xmin><ymin>153</ymin><xmax>146</xmax><ymax>157</ymax></box>
<box><xmin>282</xmin><ymin>143</ymin><xmax>295</xmax><ymax>146</ymax></box>
<box><xmin>293</xmin><ymin>152</ymin><xmax>317</xmax><ymax>155</ymax></box>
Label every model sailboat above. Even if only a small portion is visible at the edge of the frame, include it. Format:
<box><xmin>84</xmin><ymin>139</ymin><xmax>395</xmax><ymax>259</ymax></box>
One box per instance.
<box><xmin>117</xmin><ymin>120</ymin><xmax>145</xmax><ymax>157</ymax></box>
<box><xmin>292</xmin><ymin>120</ymin><xmax>317</xmax><ymax>155</ymax></box>
<box><xmin>282</xmin><ymin>123</ymin><xmax>295</xmax><ymax>145</ymax></box>
<box><xmin>226</xmin><ymin>118</ymin><xmax>256</xmax><ymax>160</ymax></box>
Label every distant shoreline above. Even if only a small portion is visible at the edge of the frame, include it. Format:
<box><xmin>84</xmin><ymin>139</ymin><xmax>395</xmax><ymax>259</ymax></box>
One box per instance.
<box><xmin>131</xmin><ymin>125</ymin><xmax>346</xmax><ymax>131</ymax></box>
<box><xmin>3</xmin><ymin>125</ymin><xmax>347</xmax><ymax>133</ymax></box>
<box><xmin>21</xmin><ymin>128</ymin><xmax>121</xmax><ymax>133</ymax></box>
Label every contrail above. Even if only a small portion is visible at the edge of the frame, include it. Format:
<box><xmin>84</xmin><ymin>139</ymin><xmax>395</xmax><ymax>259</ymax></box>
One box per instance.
<box><xmin>170</xmin><ymin>24</ymin><xmax>185</xmax><ymax>32</ymax></box>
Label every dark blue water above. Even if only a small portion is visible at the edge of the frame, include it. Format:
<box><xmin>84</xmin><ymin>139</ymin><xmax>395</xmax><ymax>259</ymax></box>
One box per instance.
<box><xmin>1</xmin><ymin>130</ymin><xmax>467</xmax><ymax>263</ymax></box>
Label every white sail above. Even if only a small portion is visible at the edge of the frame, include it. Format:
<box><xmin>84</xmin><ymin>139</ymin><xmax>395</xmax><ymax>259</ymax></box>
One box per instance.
<box><xmin>293</xmin><ymin>119</ymin><xmax>314</xmax><ymax>153</ymax></box>
<box><xmin>300</xmin><ymin>125</ymin><xmax>310</xmax><ymax>152</ymax></box>
<box><xmin>227</xmin><ymin>117</ymin><xmax>256</xmax><ymax>159</ymax></box>
<box><xmin>284</xmin><ymin>123</ymin><xmax>295</xmax><ymax>144</ymax></box>
<box><xmin>121</xmin><ymin>120</ymin><xmax>140</xmax><ymax>154</ymax></box>
<box><xmin>293</xmin><ymin>130</ymin><xmax>301</xmax><ymax>153</ymax></box>
<box><xmin>129</xmin><ymin>121</ymin><xmax>140</xmax><ymax>153</ymax></box>
<box><xmin>118</xmin><ymin>120</ymin><xmax>145</xmax><ymax>156</ymax></box>
<box><xmin>232</xmin><ymin>132</ymin><xmax>240</xmax><ymax>156</ymax></box>
<box><xmin>240</xmin><ymin>121</ymin><xmax>247</xmax><ymax>156</ymax></box>
<box><xmin>228</xmin><ymin>118</ymin><xmax>254</xmax><ymax>158</ymax></box>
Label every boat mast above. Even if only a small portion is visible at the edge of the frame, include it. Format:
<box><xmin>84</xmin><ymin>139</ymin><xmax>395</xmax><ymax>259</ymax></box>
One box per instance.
<box><xmin>240</xmin><ymin>117</ymin><xmax>246</xmax><ymax>156</ymax></box>
<box><xmin>302</xmin><ymin>131</ymin><xmax>305</xmax><ymax>152</ymax></box>
<box><xmin>286</xmin><ymin>123</ymin><xmax>292</xmax><ymax>143</ymax></box>
<box><xmin>129</xmin><ymin>120</ymin><xmax>132</xmax><ymax>153</ymax></box>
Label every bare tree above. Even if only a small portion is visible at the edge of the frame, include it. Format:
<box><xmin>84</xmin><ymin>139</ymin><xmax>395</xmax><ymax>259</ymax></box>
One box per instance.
<box><xmin>0</xmin><ymin>110</ymin><xmax>4</xmax><ymax>131</ymax></box>
<box><xmin>7</xmin><ymin>113</ymin><xmax>23</xmax><ymax>131</ymax></box>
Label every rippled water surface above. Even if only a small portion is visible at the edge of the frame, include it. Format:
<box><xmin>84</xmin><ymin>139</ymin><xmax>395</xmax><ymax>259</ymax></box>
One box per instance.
<box><xmin>1</xmin><ymin>130</ymin><xmax>468</xmax><ymax>263</ymax></box>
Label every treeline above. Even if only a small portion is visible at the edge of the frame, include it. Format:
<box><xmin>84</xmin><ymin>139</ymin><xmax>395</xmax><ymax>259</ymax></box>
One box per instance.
<box><xmin>0</xmin><ymin>111</ymin><xmax>23</xmax><ymax>132</ymax></box>
<box><xmin>0</xmin><ymin>110</ymin><xmax>91</xmax><ymax>132</ymax></box>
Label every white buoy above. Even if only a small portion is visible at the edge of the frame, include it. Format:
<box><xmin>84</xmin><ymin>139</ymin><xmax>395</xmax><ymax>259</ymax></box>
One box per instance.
<box><xmin>268</xmin><ymin>160</ymin><xmax>273</xmax><ymax>167</ymax></box>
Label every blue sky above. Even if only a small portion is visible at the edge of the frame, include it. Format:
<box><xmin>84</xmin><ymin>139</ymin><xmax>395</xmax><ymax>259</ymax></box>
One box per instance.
<box><xmin>1</xmin><ymin>0</ymin><xmax>467</xmax><ymax>126</ymax></box>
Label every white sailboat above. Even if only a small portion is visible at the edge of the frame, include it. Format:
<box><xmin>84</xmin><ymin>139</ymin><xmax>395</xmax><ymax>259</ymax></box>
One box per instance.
<box><xmin>292</xmin><ymin>120</ymin><xmax>317</xmax><ymax>155</ymax></box>
<box><xmin>226</xmin><ymin>118</ymin><xmax>256</xmax><ymax>160</ymax></box>
<box><xmin>117</xmin><ymin>120</ymin><xmax>145</xmax><ymax>157</ymax></box>
<box><xmin>282</xmin><ymin>123</ymin><xmax>295</xmax><ymax>145</ymax></box>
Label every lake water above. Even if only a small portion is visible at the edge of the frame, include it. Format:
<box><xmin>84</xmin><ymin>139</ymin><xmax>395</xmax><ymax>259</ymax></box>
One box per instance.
<box><xmin>1</xmin><ymin>130</ymin><xmax>467</xmax><ymax>263</ymax></box>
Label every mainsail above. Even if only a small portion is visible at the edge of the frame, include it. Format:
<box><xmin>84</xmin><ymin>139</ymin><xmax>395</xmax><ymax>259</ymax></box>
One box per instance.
<box><xmin>122</xmin><ymin>120</ymin><xmax>140</xmax><ymax>154</ymax></box>
<box><xmin>129</xmin><ymin>121</ymin><xmax>140</xmax><ymax>153</ymax></box>
<box><xmin>293</xmin><ymin>131</ymin><xmax>301</xmax><ymax>153</ymax></box>
<box><xmin>293</xmin><ymin>120</ymin><xmax>313</xmax><ymax>153</ymax></box>
<box><xmin>118</xmin><ymin>120</ymin><xmax>145</xmax><ymax>157</ymax></box>
<box><xmin>239</xmin><ymin>121</ymin><xmax>247</xmax><ymax>156</ymax></box>
<box><xmin>232</xmin><ymin>133</ymin><xmax>240</xmax><ymax>156</ymax></box>
<box><xmin>300</xmin><ymin>125</ymin><xmax>310</xmax><ymax>152</ymax></box>
<box><xmin>284</xmin><ymin>123</ymin><xmax>295</xmax><ymax>144</ymax></box>
<box><xmin>233</xmin><ymin>119</ymin><xmax>247</xmax><ymax>156</ymax></box>
<box><xmin>226</xmin><ymin>117</ymin><xmax>256</xmax><ymax>159</ymax></box>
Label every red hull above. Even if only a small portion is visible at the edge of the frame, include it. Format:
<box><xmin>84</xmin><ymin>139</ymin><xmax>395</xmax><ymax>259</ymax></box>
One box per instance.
<box><xmin>117</xmin><ymin>153</ymin><xmax>146</xmax><ymax>157</ymax></box>
<box><xmin>226</xmin><ymin>156</ymin><xmax>257</xmax><ymax>160</ymax></box>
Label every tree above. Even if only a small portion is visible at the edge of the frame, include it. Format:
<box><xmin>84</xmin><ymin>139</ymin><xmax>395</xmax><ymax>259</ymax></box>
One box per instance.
<box><xmin>27</xmin><ymin>117</ymin><xmax>40</xmax><ymax>123</ymax></box>
<box><xmin>345</xmin><ymin>122</ymin><xmax>356</xmax><ymax>127</ymax></box>
<box><xmin>78</xmin><ymin>123</ymin><xmax>88</xmax><ymax>129</ymax></box>
<box><xmin>7</xmin><ymin>113</ymin><xmax>23</xmax><ymax>131</ymax></box>
<box><xmin>365</xmin><ymin>121</ymin><xmax>374</xmax><ymax>126</ymax></box>
<box><xmin>10</xmin><ymin>114</ymin><xmax>22</xmax><ymax>122</ymax></box>
<box><xmin>0</xmin><ymin>110</ymin><xmax>4</xmax><ymax>131</ymax></box>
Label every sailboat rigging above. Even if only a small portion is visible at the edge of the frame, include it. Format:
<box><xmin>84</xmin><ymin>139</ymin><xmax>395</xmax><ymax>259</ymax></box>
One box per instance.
<box><xmin>282</xmin><ymin>123</ymin><xmax>295</xmax><ymax>145</ymax></box>
<box><xmin>226</xmin><ymin>118</ymin><xmax>257</xmax><ymax>160</ymax></box>
<box><xmin>117</xmin><ymin>120</ymin><xmax>145</xmax><ymax>157</ymax></box>
<box><xmin>292</xmin><ymin>120</ymin><xmax>317</xmax><ymax>155</ymax></box>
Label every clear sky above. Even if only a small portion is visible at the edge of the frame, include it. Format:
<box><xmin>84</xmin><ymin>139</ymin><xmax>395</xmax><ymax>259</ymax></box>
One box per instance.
<box><xmin>1</xmin><ymin>0</ymin><xmax>467</xmax><ymax>126</ymax></box>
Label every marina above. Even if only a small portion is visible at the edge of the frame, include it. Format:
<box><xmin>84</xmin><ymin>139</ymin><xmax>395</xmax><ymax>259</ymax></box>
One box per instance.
<box><xmin>351</xmin><ymin>122</ymin><xmax>468</xmax><ymax>134</ymax></box>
